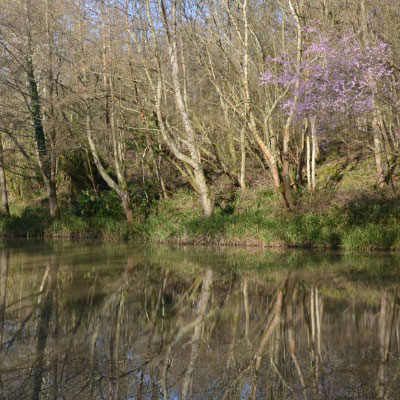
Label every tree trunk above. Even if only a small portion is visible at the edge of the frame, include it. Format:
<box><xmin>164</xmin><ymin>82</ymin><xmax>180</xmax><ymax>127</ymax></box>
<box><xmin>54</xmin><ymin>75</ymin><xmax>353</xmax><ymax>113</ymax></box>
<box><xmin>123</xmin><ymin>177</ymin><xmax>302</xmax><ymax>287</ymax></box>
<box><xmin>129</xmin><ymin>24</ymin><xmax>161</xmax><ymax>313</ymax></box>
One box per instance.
<box><xmin>195</xmin><ymin>168</ymin><xmax>214</xmax><ymax>217</ymax></box>
<box><xmin>240</xmin><ymin>127</ymin><xmax>246</xmax><ymax>189</ymax></box>
<box><xmin>46</xmin><ymin>179</ymin><xmax>58</xmax><ymax>218</ymax></box>
<box><xmin>281</xmin><ymin>0</ymin><xmax>304</xmax><ymax>208</ymax></box>
<box><xmin>121</xmin><ymin>194</ymin><xmax>133</xmax><ymax>228</ymax></box>
<box><xmin>85</xmin><ymin>111</ymin><xmax>134</xmax><ymax>231</ymax></box>
<box><xmin>311</xmin><ymin>117</ymin><xmax>317</xmax><ymax>189</ymax></box>
<box><xmin>373</xmin><ymin>114</ymin><xmax>384</xmax><ymax>187</ymax></box>
<box><xmin>25</xmin><ymin>1</ymin><xmax>57</xmax><ymax>216</ymax></box>
<box><xmin>45</xmin><ymin>0</ymin><xmax>58</xmax><ymax>217</ymax></box>
<box><xmin>0</xmin><ymin>252</ymin><xmax>9</xmax><ymax>349</ymax></box>
<box><xmin>156</xmin><ymin>0</ymin><xmax>214</xmax><ymax>217</ymax></box>
<box><xmin>0</xmin><ymin>137</ymin><xmax>10</xmax><ymax>216</ymax></box>
<box><xmin>282</xmin><ymin>127</ymin><xmax>294</xmax><ymax>207</ymax></box>
<box><xmin>307</xmin><ymin>134</ymin><xmax>311</xmax><ymax>189</ymax></box>
<box><xmin>296</xmin><ymin>120</ymin><xmax>307</xmax><ymax>187</ymax></box>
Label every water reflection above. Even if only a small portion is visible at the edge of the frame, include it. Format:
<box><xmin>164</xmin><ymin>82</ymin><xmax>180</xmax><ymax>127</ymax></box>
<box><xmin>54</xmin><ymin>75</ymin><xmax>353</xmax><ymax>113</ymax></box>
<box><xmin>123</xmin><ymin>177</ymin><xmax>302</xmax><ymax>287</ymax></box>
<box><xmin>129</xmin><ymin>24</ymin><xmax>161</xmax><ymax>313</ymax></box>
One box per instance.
<box><xmin>0</xmin><ymin>242</ymin><xmax>400</xmax><ymax>399</ymax></box>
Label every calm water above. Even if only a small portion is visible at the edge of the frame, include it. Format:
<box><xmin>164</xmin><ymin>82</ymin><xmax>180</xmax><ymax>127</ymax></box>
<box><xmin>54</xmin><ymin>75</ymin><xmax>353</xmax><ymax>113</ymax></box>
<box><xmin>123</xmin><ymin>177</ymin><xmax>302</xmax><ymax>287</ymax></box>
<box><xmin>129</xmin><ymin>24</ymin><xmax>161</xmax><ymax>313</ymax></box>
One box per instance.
<box><xmin>0</xmin><ymin>240</ymin><xmax>400</xmax><ymax>399</ymax></box>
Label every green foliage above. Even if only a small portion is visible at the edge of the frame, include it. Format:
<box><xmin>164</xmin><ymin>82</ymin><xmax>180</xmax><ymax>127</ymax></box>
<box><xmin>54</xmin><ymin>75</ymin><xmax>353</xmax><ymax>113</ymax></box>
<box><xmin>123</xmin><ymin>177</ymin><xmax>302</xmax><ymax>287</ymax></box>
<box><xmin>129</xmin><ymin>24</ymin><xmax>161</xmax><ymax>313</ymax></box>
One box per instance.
<box><xmin>0</xmin><ymin>203</ymin><xmax>128</xmax><ymax>241</ymax></box>
<box><xmin>59</xmin><ymin>149</ymin><xmax>107</xmax><ymax>196</ymax></box>
<box><xmin>75</xmin><ymin>190</ymin><xmax>124</xmax><ymax>219</ymax></box>
<box><xmin>129</xmin><ymin>179</ymin><xmax>160</xmax><ymax>217</ymax></box>
<box><xmin>0</xmin><ymin>206</ymin><xmax>50</xmax><ymax>237</ymax></box>
<box><xmin>341</xmin><ymin>197</ymin><xmax>400</xmax><ymax>226</ymax></box>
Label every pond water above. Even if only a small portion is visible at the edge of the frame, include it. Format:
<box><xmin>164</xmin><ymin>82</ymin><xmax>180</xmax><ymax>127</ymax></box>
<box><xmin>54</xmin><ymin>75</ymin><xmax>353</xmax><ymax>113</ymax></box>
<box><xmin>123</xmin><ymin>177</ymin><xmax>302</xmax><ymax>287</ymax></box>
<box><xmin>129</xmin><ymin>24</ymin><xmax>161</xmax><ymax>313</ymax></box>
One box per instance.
<box><xmin>0</xmin><ymin>240</ymin><xmax>400</xmax><ymax>399</ymax></box>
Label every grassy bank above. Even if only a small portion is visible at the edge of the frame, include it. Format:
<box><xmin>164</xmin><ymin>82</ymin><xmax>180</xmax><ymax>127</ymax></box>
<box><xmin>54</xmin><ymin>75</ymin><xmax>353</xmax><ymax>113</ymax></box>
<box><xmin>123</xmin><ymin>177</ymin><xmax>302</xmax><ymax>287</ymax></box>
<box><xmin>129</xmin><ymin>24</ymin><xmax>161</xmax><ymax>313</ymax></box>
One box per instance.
<box><xmin>0</xmin><ymin>207</ymin><xmax>129</xmax><ymax>241</ymax></box>
<box><xmin>141</xmin><ymin>189</ymin><xmax>400</xmax><ymax>251</ymax></box>
<box><xmin>2</xmin><ymin>187</ymin><xmax>400</xmax><ymax>251</ymax></box>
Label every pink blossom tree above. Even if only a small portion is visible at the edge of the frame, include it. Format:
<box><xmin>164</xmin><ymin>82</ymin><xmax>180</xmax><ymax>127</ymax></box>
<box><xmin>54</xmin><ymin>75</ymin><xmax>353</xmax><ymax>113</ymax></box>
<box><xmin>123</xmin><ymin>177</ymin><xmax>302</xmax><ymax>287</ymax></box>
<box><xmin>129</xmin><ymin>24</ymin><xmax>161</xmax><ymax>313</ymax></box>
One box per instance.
<box><xmin>261</xmin><ymin>32</ymin><xmax>393</xmax><ymax>188</ymax></box>
<box><xmin>262</xmin><ymin>33</ymin><xmax>391</xmax><ymax>120</ymax></box>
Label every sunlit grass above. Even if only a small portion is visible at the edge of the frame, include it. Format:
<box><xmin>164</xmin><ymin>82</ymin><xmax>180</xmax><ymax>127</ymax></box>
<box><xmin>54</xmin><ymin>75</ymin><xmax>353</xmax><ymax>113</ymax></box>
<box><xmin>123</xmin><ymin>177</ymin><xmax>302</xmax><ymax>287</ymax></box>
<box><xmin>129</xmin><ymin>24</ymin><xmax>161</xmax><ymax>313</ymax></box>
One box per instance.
<box><xmin>1</xmin><ymin>188</ymin><xmax>400</xmax><ymax>251</ymax></box>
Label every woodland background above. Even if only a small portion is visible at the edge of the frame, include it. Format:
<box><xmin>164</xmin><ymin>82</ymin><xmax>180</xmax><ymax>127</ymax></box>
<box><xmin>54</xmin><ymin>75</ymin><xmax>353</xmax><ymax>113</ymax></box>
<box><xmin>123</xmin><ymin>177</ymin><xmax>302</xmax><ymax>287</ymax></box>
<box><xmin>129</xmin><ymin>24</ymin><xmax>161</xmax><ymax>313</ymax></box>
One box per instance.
<box><xmin>0</xmin><ymin>0</ymin><xmax>399</xmax><ymax>248</ymax></box>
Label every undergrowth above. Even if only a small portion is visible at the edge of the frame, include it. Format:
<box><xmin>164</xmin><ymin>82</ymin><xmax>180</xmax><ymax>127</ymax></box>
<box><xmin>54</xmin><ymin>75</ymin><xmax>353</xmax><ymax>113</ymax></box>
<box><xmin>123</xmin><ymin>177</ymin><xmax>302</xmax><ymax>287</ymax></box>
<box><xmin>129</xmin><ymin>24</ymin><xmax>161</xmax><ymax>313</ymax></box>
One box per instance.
<box><xmin>2</xmin><ymin>188</ymin><xmax>400</xmax><ymax>251</ymax></box>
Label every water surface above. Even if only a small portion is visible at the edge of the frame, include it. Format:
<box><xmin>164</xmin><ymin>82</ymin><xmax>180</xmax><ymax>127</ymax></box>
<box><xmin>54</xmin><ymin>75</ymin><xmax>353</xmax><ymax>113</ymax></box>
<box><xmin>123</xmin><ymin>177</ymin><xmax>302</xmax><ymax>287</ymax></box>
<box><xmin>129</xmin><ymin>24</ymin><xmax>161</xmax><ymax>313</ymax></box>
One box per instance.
<box><xmin>0</xmin><ymin>240</ymin><xmax>400</xmax><ymax>399</ymax></box>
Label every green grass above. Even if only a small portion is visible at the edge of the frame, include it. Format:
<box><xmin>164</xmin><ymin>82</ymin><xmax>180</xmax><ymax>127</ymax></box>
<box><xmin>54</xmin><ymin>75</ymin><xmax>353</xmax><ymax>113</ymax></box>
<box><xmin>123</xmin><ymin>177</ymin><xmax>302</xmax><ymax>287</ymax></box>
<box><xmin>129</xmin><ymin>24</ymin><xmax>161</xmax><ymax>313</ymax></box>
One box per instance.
<box><xmin>141</xmin><ymin>188</ymin><xmax>400</xmax><ymax>251</ymax></box>
<box><xmin>2</xmin><ymin>187</ymin><xmax>400</xmax><ymax>251</ymax></box>
<box><xmin>0</xmin><ymin>206</ymin><xmax>129</xmax><ymax>241</ymax></box>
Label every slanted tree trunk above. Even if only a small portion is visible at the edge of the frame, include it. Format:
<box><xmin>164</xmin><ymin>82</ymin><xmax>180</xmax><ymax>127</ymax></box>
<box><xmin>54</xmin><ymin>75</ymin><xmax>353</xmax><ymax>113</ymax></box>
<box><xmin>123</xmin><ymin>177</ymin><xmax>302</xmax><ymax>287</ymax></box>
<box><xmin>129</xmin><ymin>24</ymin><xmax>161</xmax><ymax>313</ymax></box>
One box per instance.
<box><xmin>85</xmin><ymin>111</ymin><xmax>134</xmax><ymax>229</ymax></box>
<box><xmin>147</xmin><ymin>0</ymin><xmax>214</xmax><ymax>217</ymax></box>
<box><xmin>76</xmin><ymin>1</ymin><xmax>134</xmax><ymax>231</ymax></box>
<box><xmin>160</xmin><ymin>0</ymin><xmax>213</xmax><ymax>216</ymax></box>
<box><xmin>196</xmin><ymin>0</ymin><xmax>293</xmax><ymax>208</ymax></box>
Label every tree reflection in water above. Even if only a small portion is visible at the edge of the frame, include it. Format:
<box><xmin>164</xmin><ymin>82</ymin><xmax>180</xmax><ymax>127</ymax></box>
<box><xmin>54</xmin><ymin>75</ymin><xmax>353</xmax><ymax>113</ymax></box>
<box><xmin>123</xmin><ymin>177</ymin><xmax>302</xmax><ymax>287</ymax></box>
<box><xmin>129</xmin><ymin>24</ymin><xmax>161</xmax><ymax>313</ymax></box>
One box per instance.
<box><xmin>0</xmin><ymin>243</ymin><xmax>400</xmax><ymax>399</ymax></box>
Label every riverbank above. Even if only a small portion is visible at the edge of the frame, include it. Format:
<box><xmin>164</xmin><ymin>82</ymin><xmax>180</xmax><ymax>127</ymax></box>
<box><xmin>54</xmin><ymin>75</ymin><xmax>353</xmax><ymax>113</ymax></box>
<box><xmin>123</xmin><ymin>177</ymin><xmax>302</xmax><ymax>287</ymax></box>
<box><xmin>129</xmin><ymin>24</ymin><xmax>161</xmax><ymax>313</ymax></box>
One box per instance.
<box><xmin>2</xmin><ymin>188</ymin><xmax>400</xmax><ymax>251</ymax></box>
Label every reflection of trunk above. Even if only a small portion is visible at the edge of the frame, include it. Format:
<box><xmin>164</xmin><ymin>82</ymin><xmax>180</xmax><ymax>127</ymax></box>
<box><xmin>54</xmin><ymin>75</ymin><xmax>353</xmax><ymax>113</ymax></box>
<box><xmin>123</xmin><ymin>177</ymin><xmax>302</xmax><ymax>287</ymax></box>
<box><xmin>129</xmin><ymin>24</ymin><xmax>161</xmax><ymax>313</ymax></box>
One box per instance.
<box><xmin>302</xmin><ymin>287</ymin><xmax>323</xmax><ymax>396</ymax></box>
<box><xmin>226</xmin><ymin>295</ymin><xmax>240</xmax><ymax>368</ymax></box>
<box><xmin>89</xmin><ymin>253</ymin><xmax>134</xmax><ymax>397</ymax></box>
<box><xmin>32</xmin><ymin>257</ymin><xmax>56</xmax><ymax>400</ymax></box>
<box><xmin>287</xmin><ymin>284</ymin><xmax>307</xmax><ymax>399</ymax></box>
<box><xmin>161</xmin><ymin>275</ymin><xmax>199</xmax><ymax>400</ymax></box>
<box><xmin>181</xmin><ymin>269</ymin><xmax>213</xmax><ymax>400</ymax></box>
<box><xmin>0</xmin><ymin>252</ymin><xmax>9</xmax><ymax>348</ymax></box>
<box><xmin>162</xmin><ymin>342</ymin><xmax>172</xmax><ymax>400</ymax></box>
<box><xmin>250</xmin><ymin>288</ymin><xmax>284</xmax><ymax>399</ymax></box>
<box><xmin>109</xmin><ymin>292</ymin><xmax>125</xmax><ymax>400</ymax></box>
<box><xmin>139</xmin><ymin>269</ymin><xmax>168</xmax><ymax>400</ymax></box>
<box><xmin>376</xmin><ymin>290</ymin><xmax>395</xmax><ymax>398</ymax></box>
<box><xmin>310</xmin><ymin>287</ymin><xmax>321</xmax><ymax>394</ymax></box>
<box><xmin>243</xmin><ymin>277</ymin><xmax>250</xmax><ymax>346</ymax></box>
<box><xmin>255</xmin><ymin>290</ymin><xmax>284</xmax><ymax>371</ymax></box>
